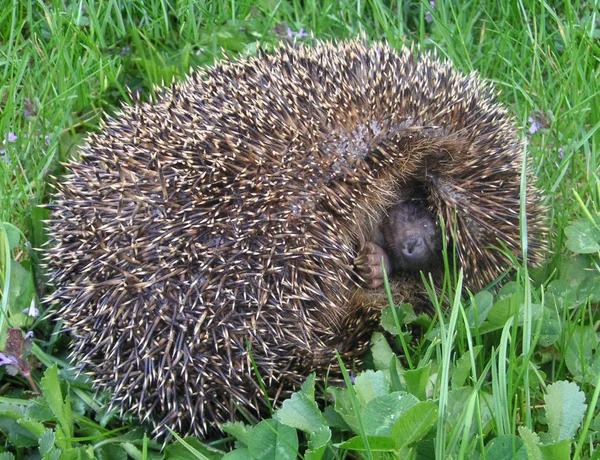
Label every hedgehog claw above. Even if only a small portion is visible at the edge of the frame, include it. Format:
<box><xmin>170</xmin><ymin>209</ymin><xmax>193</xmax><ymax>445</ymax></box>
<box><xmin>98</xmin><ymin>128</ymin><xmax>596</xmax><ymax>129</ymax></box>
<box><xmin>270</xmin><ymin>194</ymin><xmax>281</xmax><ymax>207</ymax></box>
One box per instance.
<box><xmin>355</xmin><ymin>242</ymin><xmax>392</xmax><ymax>289</ymax></box>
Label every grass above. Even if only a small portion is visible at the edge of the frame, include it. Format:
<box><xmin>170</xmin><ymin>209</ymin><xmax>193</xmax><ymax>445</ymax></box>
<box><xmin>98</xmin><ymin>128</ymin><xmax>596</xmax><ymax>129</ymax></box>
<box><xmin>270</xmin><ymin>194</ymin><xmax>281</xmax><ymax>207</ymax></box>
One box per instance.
<box><xmin>1</xmin><ymin>0</ymin><xmax>599</xmax><ymax>458</ymax></box>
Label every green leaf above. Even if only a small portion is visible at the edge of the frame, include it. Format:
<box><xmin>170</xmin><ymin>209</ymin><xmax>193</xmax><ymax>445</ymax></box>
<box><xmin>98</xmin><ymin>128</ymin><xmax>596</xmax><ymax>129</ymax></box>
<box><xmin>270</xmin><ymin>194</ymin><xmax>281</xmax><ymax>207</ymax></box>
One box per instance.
<box><xmin>2</xmin><ymin>222</ymin><xmax>21</xmax><ymax>250</ymax></box>
<box><xmin>96</xmin><ymin>443</ymin><xmax>129</xmax><ymax>460</ymax></box>
<box><xmin>538</xmin><ymin>439</ymin><xmax>572</xmax><ymax>459</ymax></box>
<box><xmin>40</xmin><ymin>364</ymin><xmax>72</xmax><ymax>448</ymax></box>
<box><xmin>380</xmin><ymin>306</ymin><xmax>406</xmax><ymax>336</ymax></box>
<box><xmin>16</xmin><ymin>418</ymin><xmax>46</xmax><ymax>438</ymax></box>
<box><xmin>361</xmin><ymin>392</ymin><xmax>419</xmax><ymax>436</ymax></box>
<box><xmin>121</xmin><ymin>443</ymin><xmax>144</xmax><ymax>460</ymax></box>
<box><xmin>370</xmin><ymin>332</ymin><xmax>401</xmax><ymax>372</ymax></box>
<box><xmin>446</xmin><ymin>388</ymin><xmax>494</xmax><ymax>435</ymax></box>
<box><xmin>320</xmin><ymin>404</ymin><xmax>348</xmax><ymax>431</ymax></box>
<box><xmin>481</xmin><ymin>283</ymin><xmax>522</xmax><ymax>333</ymax></box>
<box><xmin>63</xmin><ymin>392</ymin><xmax>73</xmax><ymax>436</ymax></box>
<box><xmin>0</xmin><ymin>416</ymin><xmax>38</xmax><ymax>448</ymax></box>
<box><xmin>564</xmin><ymin>219</ymin><xmax>600</xmax><ymax>253</ymax></box>
<box><xmin>403</xmin><ymin>363</ymin><xmax>432</xmax><ymax>400</ymax></box>
<box><xmin>391</xmin><ymin>401</ymin><xmax>438</xmax><ymax>448</ymax></box>
<box><xmin>338</xmin><ymin>435</ymin><xmax>397</xmax><ymax>452</ymax></box>
<box><xmin>451</xmin><ymin>346</ymin><xmax>482</xmax><ymax>389</ymax></box>
<box><xmin>328</xmin><ymin>387</ymin><xmax>358</xmax><ymax>432</ymax></box>
<box><xmin>305</xmin><ymin>426</ymin><xmax>331</xmax><ymax>460</ymax></box>
<box><xmin>0</xmin><ymin>403</ymin><xmax>26</xmax><ymax>421</ymax></box>
<box><xmin>545</xmin><ymin>380</ymin><xmax>587</xmax><ymax>442</ymax></box>
<box><xmin>40</xmin><ymin>365</ymin><xmax>64</xmax><ymax>422</ymax></box>
<box><xmin>7</xmin><ymin>259</ymin><xmax>36</xmax><ymax>325</ymax></box>
<box><xmin>25</xmin><ymin>402</ymin><xmax>54</xmax><ymax>423</ymax></box>
<box><xmin>164</xmin><ymin>429</ymin><xmax>211</xmax><ymax>460</ymax></box>
<box><xmin>248</xmin><ymin>419</ymin><xmax>298</xmax><ymax>460</ymax></box>
<box><xmin>121</xmin><ymin>441</ymin><xmax>163</xmax><ymax>460</ymax></box>
<box><xmin>274</xmin><ymin>374</ymin><xmax>325</xmax><ymax>433</ymax></box>
<box><xmin>397</xmin><ymin>303</ymin><xmax>432</xmax><ymax>327</ymax></box>
<box><xmin>559</xmin><ymin>254</ymin><xmax>600</xmax><ymax>288</ymax></box>
<box><xmin>537</xmin><ymin>314</ymin><xmax>561</xmax><ymax>347</ymax></box>
<box><xmin>565</xmin><ymin>325</ymin><xmax>600</xmax><ymax>382</ymax></box>
<box><xmin>222</xmin><ymin>448</ymin><xmax>251</xmax><ymax>460</ymax></box>
<box><xmin>518</xmin><ymin>426</ymin><xmax>542</xmax><ymax>460</ymax></box>
<box><xmin>165</xmin><ymin>436</ymin><xmax>225</xmax><ymax>459</ymax></box>
<box><xmin>222</xmin><ymin>421</ymin><xmax>251</xmax><ymax>446</ymax></box>
<box><xmin>466</xmin><ymin>291</ymin><xmax>494</xmax><ymax>327</ymax></box>
<box><xmin>577</xmin><ymin>274</ymin><xmax>600</xmax><ymax>304</ymax></box>
<box><xmin>485</xmin><ymin>434</ymin><xmax>528</xmax><ymax>459</ymax></box>
<box><xmin>545</xmin><ymin>279</ymin><xmax>580</xmax><ymax>312</ymax></box>
<box><xmin>39</xmin><ymin>429</ymin><xmax>56</xmax><ymax>456</ymax></box>
<box><xmin>389</xmin><ymin>354</ymin><xmax>403</xmax><ymax>392</ymax></box>
<box><xmin>60</xmin><ymin>447</ymin><xmax>95</xmax><ymax>460</ymax></box>
<box><xmin>353</xmin><ymin>370</ymin><xmax>390</xmax><ymax>406</ymax></box>
<box><xmin>299</xmin><ymin>372</ymin><xmax>316</xmax><ymax>400</ymax></box>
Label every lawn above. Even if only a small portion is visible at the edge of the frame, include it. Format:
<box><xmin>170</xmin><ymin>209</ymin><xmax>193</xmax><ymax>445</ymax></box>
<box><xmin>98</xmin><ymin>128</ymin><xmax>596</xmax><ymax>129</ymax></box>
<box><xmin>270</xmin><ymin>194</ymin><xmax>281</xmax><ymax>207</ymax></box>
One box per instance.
<box><xmin>0</xmin><ymin>1</ymin><xmax>599</xmax><ymax>459</ymax></box>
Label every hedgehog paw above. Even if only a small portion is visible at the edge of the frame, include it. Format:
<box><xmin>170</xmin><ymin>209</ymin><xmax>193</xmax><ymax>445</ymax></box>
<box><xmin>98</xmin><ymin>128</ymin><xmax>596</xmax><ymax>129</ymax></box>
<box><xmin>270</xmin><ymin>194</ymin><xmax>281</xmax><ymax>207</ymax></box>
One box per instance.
<box><xmin>355</xmin><ymin>242</ymin><xmax>392</xmax><ymax>289</ymax></box>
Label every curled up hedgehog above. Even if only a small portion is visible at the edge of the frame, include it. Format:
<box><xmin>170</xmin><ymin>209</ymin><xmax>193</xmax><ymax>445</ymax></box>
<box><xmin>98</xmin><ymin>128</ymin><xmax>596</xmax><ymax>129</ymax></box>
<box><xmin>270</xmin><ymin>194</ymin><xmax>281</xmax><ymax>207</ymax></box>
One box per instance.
<box><xmin>45</xmin><ymin>39</ymin><xmax>546</xmax><ymax>437</ymax></box>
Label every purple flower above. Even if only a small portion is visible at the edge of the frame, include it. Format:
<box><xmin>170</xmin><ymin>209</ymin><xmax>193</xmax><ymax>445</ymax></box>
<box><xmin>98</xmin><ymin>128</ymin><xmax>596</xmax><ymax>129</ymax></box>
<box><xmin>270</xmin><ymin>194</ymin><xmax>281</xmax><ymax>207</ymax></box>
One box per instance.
<box><xmin>287</xmin><ymin>27</ymin><xmax>309</xmax><ymax>39</ymax></box>
<box><xmin>349</xmin><ymin>370</ymin><xmax>356</xmax><ymax>384</ymax></box>
<box><xmin>23</xmin><ymin>300</ymin><xmax>39</xmax><ymax>318</ymax></box>
<box><xmin>0</xmin><ymin>328</ymin><xmax>39</xmax><ymax>392</ymax></box>
<box><xmin>558</xmin><ymin>147</ymin><xmax>563</xmax><ymax>159</ymax></box>
<box><xmin>425</xmin><ymin>1</ymin><xmax>436</xmax><ymax>23</ymax></box>
<box><xmin>0</xmin><ymin>353</ymin><xmax>18</xmax><ymax>367</ymax></box>
<box><xmin>1</xmin><ymin>133</ymin><xmax>13</xmax><ymax>163</ymax></box>
<box><xmin>45</xmin><ymin>135</ymin><xmax>50</xmax><ymax>147</ymax></box>
<box><xmin>24</xmin><ymin>331</ymin><xmax>34</xmax><ymax>339</ymax></box>
<box><xmin>120</xmin><ymin>46</ymin><xmax>130</xmax><ymax>56</ymax></box>
<box><xmin>528</xmin><ymin>117</ymin><xmax>541</xmax><ymax>134</ymax></box>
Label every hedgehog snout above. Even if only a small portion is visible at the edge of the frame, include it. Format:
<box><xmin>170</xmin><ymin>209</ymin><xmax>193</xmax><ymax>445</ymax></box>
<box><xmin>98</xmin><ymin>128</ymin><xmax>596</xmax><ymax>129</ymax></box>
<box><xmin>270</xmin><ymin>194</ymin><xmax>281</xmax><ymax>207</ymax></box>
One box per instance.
<box><xmin>402</xmin><ymin>236</ymin><xmax>425</xmax><ymax>257</ymax></box>
<box><xmin>397</xmin><ymin>236</ymin><xmax>432</xmax><ymax>270</ymax></box>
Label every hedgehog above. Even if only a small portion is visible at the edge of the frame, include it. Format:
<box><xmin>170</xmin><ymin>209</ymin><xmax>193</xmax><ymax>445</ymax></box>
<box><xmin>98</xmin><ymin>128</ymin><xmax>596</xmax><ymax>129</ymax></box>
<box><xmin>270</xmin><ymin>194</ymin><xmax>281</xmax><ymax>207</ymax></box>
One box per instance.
<box><xmin>45</xmin><ymin>39</ymin><xmax>546</xmax><ymax>438</ymax></box>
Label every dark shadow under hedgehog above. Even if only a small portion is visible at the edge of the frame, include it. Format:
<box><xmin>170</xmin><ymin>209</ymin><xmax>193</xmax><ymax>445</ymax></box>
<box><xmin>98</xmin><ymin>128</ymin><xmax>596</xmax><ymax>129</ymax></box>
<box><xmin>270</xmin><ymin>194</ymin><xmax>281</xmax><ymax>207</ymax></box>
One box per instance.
<box><xmin>45</xmin><ymin>40</ymin><xmax>546</xmax><ymax>437</ymax></box>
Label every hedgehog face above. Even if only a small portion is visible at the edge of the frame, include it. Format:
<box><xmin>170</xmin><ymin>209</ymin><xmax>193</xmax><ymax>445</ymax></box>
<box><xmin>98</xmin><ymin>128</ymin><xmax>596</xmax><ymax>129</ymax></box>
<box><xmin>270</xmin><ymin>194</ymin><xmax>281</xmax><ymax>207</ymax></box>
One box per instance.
<box><xmin>382</xmin><ymin>199</ymin><xmax>442</xmax><ymax>272</ymax></box>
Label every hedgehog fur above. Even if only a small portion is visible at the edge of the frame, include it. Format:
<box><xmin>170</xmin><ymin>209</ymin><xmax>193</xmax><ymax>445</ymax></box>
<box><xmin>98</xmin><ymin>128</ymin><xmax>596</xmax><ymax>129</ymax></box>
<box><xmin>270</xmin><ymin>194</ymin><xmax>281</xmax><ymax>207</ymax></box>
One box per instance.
<box><xmin>45</xmin><ymin>39</ymin><xmax>546</xmax><ymax>438</ymax></box>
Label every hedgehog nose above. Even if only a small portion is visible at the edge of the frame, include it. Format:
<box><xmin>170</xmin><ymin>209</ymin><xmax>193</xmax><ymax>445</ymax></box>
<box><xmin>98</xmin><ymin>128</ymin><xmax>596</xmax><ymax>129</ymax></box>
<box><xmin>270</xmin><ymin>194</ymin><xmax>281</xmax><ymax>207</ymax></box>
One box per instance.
<box><xmin>403</xmin><ymin>237</ymin><xmax>425</xmax><ymax>258</ymax></box>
